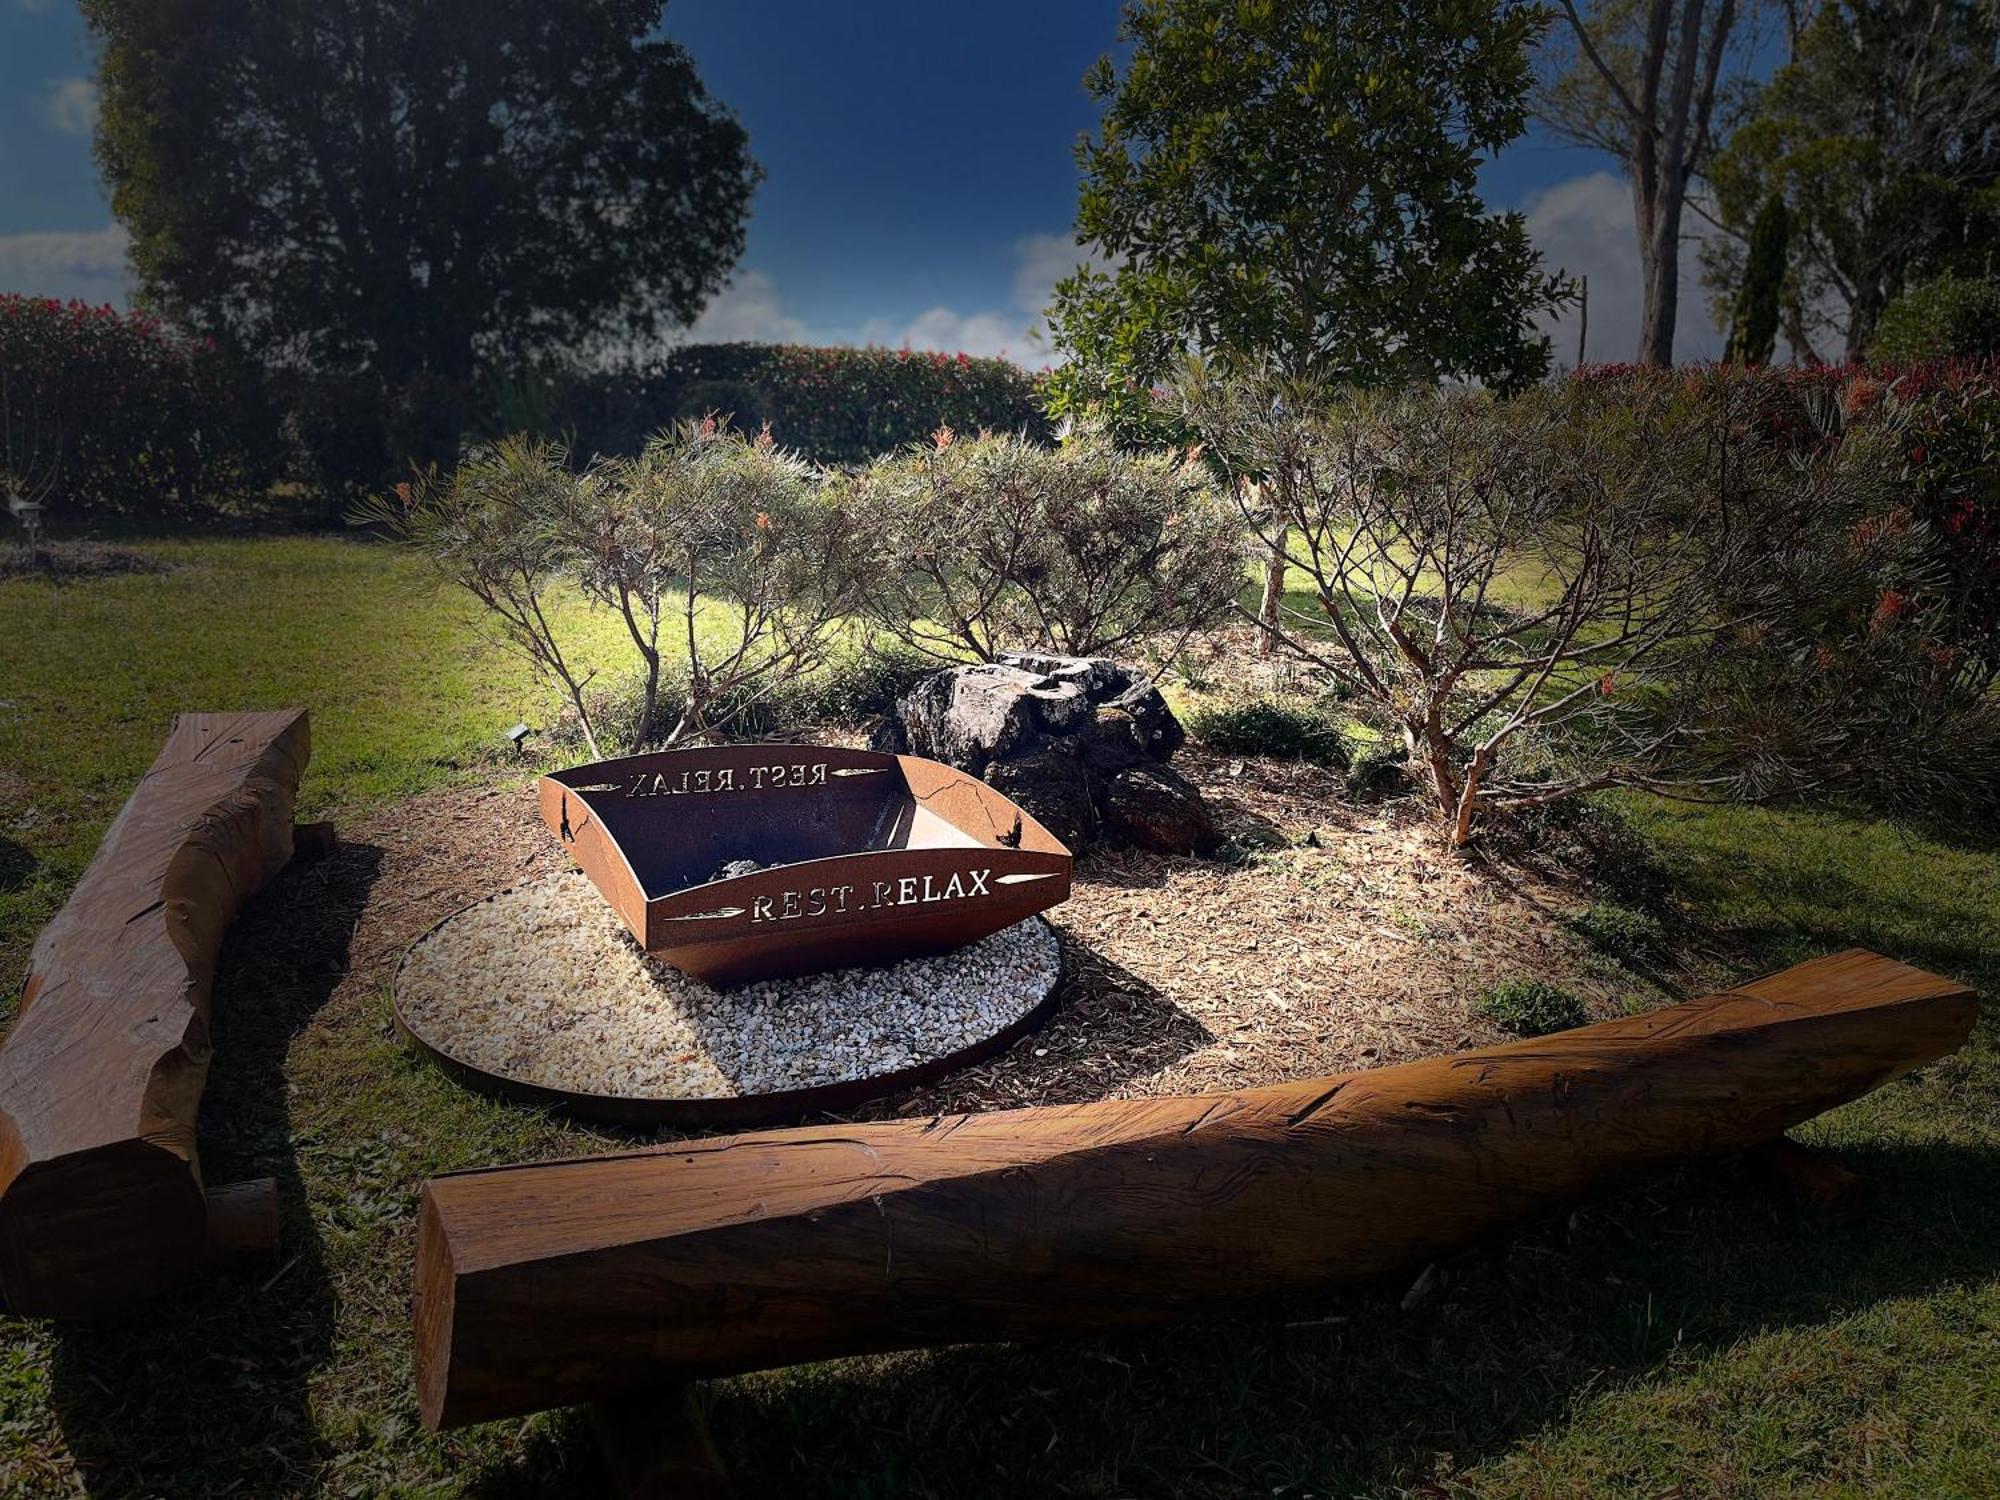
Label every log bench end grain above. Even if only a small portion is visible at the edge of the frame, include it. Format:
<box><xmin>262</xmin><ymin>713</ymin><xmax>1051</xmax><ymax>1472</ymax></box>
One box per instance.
<box><xmin>414</xmin><ymin>947</ymin><xmax>1976</xmax><ymax>1430</ymax></box>
<box><xmin>0</xmin><ymin>709</ymin><xmax>311</xmax><ymax>1319</ymax></box>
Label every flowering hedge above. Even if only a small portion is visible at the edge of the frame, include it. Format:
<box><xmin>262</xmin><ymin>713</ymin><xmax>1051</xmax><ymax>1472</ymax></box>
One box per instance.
<box><xmin>1573</xmin><ymin>360</ymin><xmax>2000</xmax><ymax>682</ymax></box>
<box><xmin>0</xmin><ymin>295</ymin><xmax>266</xmax><ymax>520</ymax></box>
<box><xmin>555</xmin><ymin>343</ymin><xmax>1051</xmax><ymax>467</ymax></box>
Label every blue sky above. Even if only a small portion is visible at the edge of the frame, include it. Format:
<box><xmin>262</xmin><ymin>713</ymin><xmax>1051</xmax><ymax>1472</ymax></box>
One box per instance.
<box><xmin>0</xmin><ymin>0</ymin><xmax>1723</xmax><ymax>366</ymax></box>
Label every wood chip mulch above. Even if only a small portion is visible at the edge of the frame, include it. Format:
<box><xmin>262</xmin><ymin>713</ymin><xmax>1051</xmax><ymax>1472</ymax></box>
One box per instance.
<box><xmin>285</xmin><ymin>745</ymin><xmax>1688</xmax><ymax>1138</ymax></box>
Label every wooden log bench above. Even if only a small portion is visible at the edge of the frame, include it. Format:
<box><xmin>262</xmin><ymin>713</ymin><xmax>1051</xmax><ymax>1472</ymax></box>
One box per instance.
<box><xmin>415</xmin><ymin>948</ymin><xmax>1976</xmax><ymax>1432</ymax></box>
<box><xmin>0</xmin><ymin>709</ymin><xmax>313</xmax><ymax>1319</ymax></box>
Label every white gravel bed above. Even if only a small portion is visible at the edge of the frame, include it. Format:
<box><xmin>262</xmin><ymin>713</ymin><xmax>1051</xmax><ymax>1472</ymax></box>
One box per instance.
<box><xmin>395</xmin><ymin>871</ymin><xmax>1061</xmax><ymax>1100</ymax></box>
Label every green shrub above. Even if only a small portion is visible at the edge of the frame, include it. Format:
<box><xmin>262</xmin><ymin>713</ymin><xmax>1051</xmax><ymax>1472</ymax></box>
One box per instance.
<box><xmin>1870</xmin><ymin>274</ymin><xmax>2000</xmax><ymax>362</ymax></box>
<box><xmin>362</xmin><ymin>424</ymin><xmax>867</xmax><ymax>757</ymax></box>
<box><xmin>1475</xmin><ymin>978</ymin><xmax>1590</xmax><ymax>1038</ymax></box>
<box><xmin>1</xmin><ymin>294</ymin><xmax>268</xmax><ymax>520</ymax></box>
<box><xmin>1346</xmin><ymin>744</ymin><xmax>1413</xmax><ymax>799</ymax></box>
<box><xmin>841</xmin><ymin>424</ymin><xmax>1246</xmax><ymax>662</ymax></box>
<box><xmin>1510</xmin><ymin>797</ymin><xmax>1674</xmax><ymax>905</ymax></box>
<box><xmin>1568</xmin><ymin>901</ymin><xmax>1667</xmax><ymax>960</ymax></box>
<box><xmin>550</xmin><ymin>343</ymin><xmax>1051</xmax><ymax>467</ymax></box>
<box><xmin>1564</xmin><ymin>361</ymin><xmax>2000</xmax><ymax>825</ymax></box>
<box><xmin>806</xmin><ymin>647</ymin><xmax>939</xmax><ymax>725</ymax></box>
<box><xmin>1186</xmin><ymin>697</ymin><xmax>1351</xmax><ymax>767</ymax></box>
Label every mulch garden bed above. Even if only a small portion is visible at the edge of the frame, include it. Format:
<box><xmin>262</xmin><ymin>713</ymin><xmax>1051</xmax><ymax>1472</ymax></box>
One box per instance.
<box><xmin>298</xmin><ymin>741</ymin><xmax>1693</xmax><ymax>1140</ymax></box>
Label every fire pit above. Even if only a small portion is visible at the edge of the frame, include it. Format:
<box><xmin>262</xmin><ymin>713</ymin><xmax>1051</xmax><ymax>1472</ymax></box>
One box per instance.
<box><xmin>538</xmin><ymin>743</ymin><xmax>1073</xmax><ymax>985</ymax></box>
<box><xmin>391</xmin><ymin>744</ymin><xmax>1074</xmax><ymax>1126</ymax></box>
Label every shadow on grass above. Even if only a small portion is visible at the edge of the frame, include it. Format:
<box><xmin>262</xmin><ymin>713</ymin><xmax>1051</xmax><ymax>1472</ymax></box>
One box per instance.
<box><xmin>45</xmin><ymin>837</ymin><xmax>384</xmax><ymax>1496</ymax></box>
<box><xmin>685</xmin><ymin>1127</ymin><xmax>2000</xmax><ymax>1499</ymax></box>
<box><xmin>0</xmin><ymin>834</ymin><xmax>33</xmax><ymax>896</ymax></box>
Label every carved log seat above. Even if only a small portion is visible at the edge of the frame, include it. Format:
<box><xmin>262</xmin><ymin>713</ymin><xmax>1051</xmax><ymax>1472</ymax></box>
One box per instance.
<box><xmin>415</xmin><ymin>947</ymin><xmax>1975</xmax><ymax>1429</ymax></box>
<box><xmin>0</xmin><ymin>710</ymin><xmax>311</xmax><ymax>1318</ymax></box>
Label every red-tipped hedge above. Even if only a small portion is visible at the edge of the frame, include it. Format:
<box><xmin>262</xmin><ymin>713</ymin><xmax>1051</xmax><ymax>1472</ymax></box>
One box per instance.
<box><xmin>0</xmin><ymin>295</ymin><xmax>267</xmax><ymax>520</ymax></box>
<box><xmin>556</xmin><ymin>342</ymin><xmax>1051</xmax><ymax>467</ymax></box>
<box><xmin>1572</xmin><ymin>360</ymin><xmax>2000</xmax><ymax>676</ymax></box>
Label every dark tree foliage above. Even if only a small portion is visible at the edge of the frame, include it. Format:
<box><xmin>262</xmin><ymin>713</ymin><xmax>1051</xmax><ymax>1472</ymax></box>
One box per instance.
<box><xmin>1724</xmin><ymin>195</ymin><xmax>1789</xmax><ymax>365</ymax></box>
<box><xmin>1870</xmin><ymin>272</ymin><xmax>2000</xmax><ymax>361</ymax></box>
<box><xmin>83</xmin><ymin>0</ymin><xmax>760</xmax><ymax>475</ymax></box>
<box><xmin>1702</xmin><ymin>0</ymin><xmax>2000</xmax><ymax>361</ymax></box>
<box><xmin>1044</xmin><ymin>0</ymin><xmax>1567</xmax><ymax>420</ymax></box>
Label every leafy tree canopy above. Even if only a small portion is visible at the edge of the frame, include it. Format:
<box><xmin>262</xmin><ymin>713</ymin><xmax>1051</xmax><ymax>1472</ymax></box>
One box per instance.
<box><xmin>1702</xmin><ymin>0</ymin><xmax>2000</xmax><ymax>360</ymax></box>
<box><xmin>84</xmin><ymin>0</ymin><xmax>760</xmax><ymax>465</ymax></box>
<box><xmin>1044</xmin><ymin>0</ymin><xmax>1568</xmax><ymax>424</ymax></box>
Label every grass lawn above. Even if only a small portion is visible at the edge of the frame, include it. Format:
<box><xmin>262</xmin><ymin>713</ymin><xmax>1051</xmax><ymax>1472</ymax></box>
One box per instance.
<box><xmin>2</xmin><ymin>535</ymin><xmax>1997</xmax><ymax>1497</ymax></box>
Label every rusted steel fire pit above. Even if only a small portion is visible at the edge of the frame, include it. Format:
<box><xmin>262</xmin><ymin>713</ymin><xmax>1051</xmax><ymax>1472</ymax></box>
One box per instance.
<box><xmin>539</xmin><ymin>743</ymin><xmax>1073</xmax><ymax>986</ymax></box>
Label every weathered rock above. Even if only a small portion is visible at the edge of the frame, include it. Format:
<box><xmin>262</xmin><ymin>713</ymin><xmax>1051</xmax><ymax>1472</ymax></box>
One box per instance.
<box><xmin>1077</xmin><ymin>705</ymin><xmax>1150</xmax><ymax>776</ymax></box>
<box><xmin>887</xmin><ymin>664</ymin><xmax>1089</xmax><ymax>774</ymax></box>
<box><xmin>880</xmin><ymin>653</ymin><xmax>1214</xmax><ymax>855</ymax></box>
<box><xmin>998</xmin><ymin>653</ymin><xmax>1184</xmax><ymax>759</ymax></box>
<box><xmin>1101</xmin><ymin>763</ymin><xmax>1219</xmax><ymax>855</ymax></box>
<box><xmin>985</xmin><ymin>744</ymin><xmax>1097</xmax><ymax>851</ymax></box>
<box><xmin>994</xmin><ymin>653</ymin><xmax>1126</xmax><ymax>700</ymax></box>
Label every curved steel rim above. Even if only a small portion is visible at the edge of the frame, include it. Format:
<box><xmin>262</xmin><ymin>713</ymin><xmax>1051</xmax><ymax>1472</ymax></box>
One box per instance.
<box><xmin>391</xmin><ymin>890</ymin><xmax>1066</xmax><ymax>1130</ymax></box>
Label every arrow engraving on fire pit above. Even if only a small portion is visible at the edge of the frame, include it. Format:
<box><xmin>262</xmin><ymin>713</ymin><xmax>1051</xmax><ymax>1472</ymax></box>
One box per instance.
<box><xmin>665</xmin><ymin>906</ymin><xmax>750</xmax><ymax>922</ymax></box>
<box><xmin>828</xmin><ymin>767</ymin><xmax>887</xmax><ymax>778</ymax></box>
<box><xmin>995</xmin><ymin>872</ymin><xmax>1063</xmax><ymax>886</ymax></box>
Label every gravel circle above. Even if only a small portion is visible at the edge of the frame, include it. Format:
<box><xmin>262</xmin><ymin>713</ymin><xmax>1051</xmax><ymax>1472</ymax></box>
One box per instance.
<box><xmin>395</xmin><ymin>870</ymin><xmax>1062</xmax><ymax>1101</ymax></box>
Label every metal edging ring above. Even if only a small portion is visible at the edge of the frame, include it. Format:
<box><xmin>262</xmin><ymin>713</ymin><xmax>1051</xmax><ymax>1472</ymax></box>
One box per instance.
<box><xmin>391</xmin><ymin>892</ymin><xmax>1067</xmax><ymax>1130</ymax></box>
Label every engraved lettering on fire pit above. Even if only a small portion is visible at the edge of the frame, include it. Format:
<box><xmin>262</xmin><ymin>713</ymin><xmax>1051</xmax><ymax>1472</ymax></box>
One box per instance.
<box><xmin>748</xmin><ymin>867</ymin><xmax>995</xmax><ymax>924</ymax></box>
<box><xmin>625</xmin><ymin>759</ymin><xmax>873</xmax><ymax>799</ymax></box>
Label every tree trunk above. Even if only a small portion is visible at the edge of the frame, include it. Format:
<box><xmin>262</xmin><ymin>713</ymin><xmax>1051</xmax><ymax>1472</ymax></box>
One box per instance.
<box><xmin>1257</xmin><ymin>527</ymin><xmax>1287</xmax><ymax>658</ymax></box>
<box><xmin>1405</xmin><ymin>719</ymin><xmax>1462</xmax><ymax>832</ymax></box>
<box><xmin>1635</xmin><ymin>176</ymin><xmax>1685</xmax><ymax>366</ymax></box>
<box><xmin>0</xmin><ymin>710</ymin><xmax>312</xmax><ymax>1318</ymax></box>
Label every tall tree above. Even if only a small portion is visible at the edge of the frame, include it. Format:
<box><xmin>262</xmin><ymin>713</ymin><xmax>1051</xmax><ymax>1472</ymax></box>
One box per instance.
<box><xmin>1723</xmin><ymin>193</ymin><xmax>1789</xmax><ymax>363</ymax></box>
<box><xmin>1538</xmin><ymin>0</ymin><xmax>1746</xmax><ymax>364</ymax></box>
<box><xmin>1044</xmin><ymin>0</ymin><xmax>1568</xmax><ymax>407</ymax></box>
<box><xmin>1701</xmin><ymin>0</ymin><xmax>2000</xmax><ymax>361</ymax></box>
<box><xmin>1044</xmin><ymin>0</ymin><xmax>1569</xmax><ymax>653</ymax></box>
<box><xmin>84</xmin><ymin>0</ymin><xmax>759</xmax><ymax>475</ymax></box>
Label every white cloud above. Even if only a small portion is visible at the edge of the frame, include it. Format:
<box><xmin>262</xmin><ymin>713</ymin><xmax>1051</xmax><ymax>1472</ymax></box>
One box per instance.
<box><xmin>0</xmin><ymin>224</ymin><xmax>131</xmax><ymax>306</ymax></box>
<box><xmin>854</xmin><ymin>234</ymin><xmax>1111</xmax><ymax>366</ymax></box>
<box><xmin>37</xmin><ymin>77</ymin><xmax>98</xmax><ymax>137</ymax></box>
<box><xmin>856</xmin><ymin>305</ymin><xmax>1030</xmax><ymax>362</ymax></box>
<box><xmin>682</xmin><ymin>269</ymin><xmax>810</xmax><ymax>344</ymax></box>
<box><xmin>1523</xmin><ymin>170</ymin><xmax>1722</xmax><ymax>366</ymax></box>
<box><xmin>634</xmin><ymin>237</ymin><xmax>1112</xmax><ymax>367</ymax></box>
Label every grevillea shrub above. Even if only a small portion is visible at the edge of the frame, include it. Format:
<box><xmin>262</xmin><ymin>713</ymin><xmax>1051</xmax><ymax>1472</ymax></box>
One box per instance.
<box><xmin>552</xmin><ymin>343</ymin><xmax>1051</xmax><ymax>466</ymax></box>
<box><xmin>1571</xmin><ymin>360</ymin><xmax>2000</xmax><ymax>822</ymax></box>
<box><xmin>359</xmin><ymin>423</ymin><xmax>868</xmax><ymax>757</ymax></box>
<box><xmin>837</xmin><ymin>423</ymin><xmax>1246</xmax><ymax>663</ymax></box>
<box><xmin>0</xmin><ymin>295</ymin><xmax>265</xmax><ymax>520</ymax></box>
<box><xmin>1573</xmin><ymin>360</ymin><xmax>2000</xmax><ymax>681</ymax></box>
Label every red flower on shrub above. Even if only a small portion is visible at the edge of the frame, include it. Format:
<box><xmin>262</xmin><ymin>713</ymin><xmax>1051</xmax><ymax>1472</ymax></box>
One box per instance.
<box><xmin>1870</xmin><ymin>590</ymin><xmax>1909</xmax><ymax>631</ymax></box>
<box><xmin>1841</xmin><ymin>377</ymin><xmax>1881</xmax><ymax>417</ymax></box>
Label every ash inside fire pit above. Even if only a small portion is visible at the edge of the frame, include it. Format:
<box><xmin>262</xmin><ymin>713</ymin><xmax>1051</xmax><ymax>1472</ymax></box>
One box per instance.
<box><xmin>394</xmin><ymin>870</ymin><xmax>1062</xmax><ymax>1123</ymax></box>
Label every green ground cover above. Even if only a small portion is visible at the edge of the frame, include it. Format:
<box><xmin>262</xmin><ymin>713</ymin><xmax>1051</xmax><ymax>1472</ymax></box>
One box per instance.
<box><xmin>0</xmin><ymin>536</ymin><xmax>1994</xmax><ymax>1497</ymax></box>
